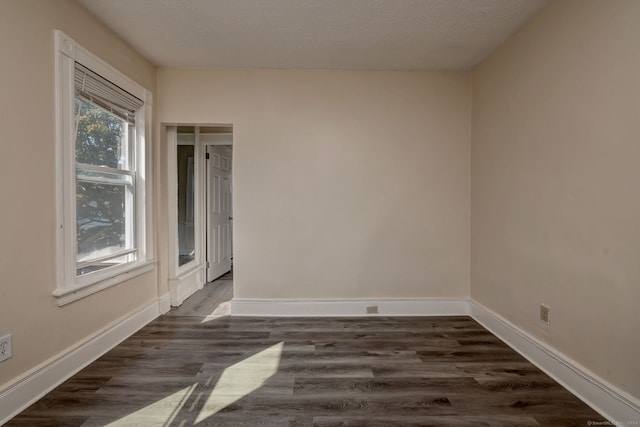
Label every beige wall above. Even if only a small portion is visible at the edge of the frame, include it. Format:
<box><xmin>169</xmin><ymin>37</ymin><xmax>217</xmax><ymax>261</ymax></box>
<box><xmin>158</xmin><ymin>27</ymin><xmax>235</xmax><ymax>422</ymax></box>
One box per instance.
<box><xmin>471</xmin><ymin>0</ymin><xmax>640</xmax><ymax>399</ymax></box>
<box><xmin>158</xmin><ymin>68</ymin><xmax>471</xmax><ymax>299</ymax></box>
<box><xmin>0</xmin><ymin>0</ymin><xmax>158</xmax><ymax>389</ymax></box>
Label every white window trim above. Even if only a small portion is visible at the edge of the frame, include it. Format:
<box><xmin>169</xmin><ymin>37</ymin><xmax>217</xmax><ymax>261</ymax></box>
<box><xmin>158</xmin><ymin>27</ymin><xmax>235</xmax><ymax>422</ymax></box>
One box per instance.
<box><xmin>53</xmin><ymin>30</ymin><xmax>154</xmax><ymax>306</ymax></box>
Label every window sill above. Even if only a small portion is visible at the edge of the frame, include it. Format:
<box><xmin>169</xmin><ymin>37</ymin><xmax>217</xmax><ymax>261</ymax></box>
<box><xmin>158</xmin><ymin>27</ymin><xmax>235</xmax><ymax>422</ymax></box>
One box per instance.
<box><xmin>53</xmin><ymin>260</ymin><xmax>156</xmax><ymax>306</ymax></box>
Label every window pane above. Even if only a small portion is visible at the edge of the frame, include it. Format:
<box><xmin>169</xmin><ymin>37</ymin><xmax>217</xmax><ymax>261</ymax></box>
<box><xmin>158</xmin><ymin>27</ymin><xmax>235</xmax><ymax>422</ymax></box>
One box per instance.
<box><xmin>76</xmin><ymin>180</ymin><xmax>132</xmax><ymax>264</ymax></box>
<box><xmin>177</xmin><ymin>144</ymin><xmax>195</xmax><ymax>266</ymax></box>
<box><xmin>75</xmin><ymin>97</ymin><xmax>130</xmax><ymax>169</ymax></box>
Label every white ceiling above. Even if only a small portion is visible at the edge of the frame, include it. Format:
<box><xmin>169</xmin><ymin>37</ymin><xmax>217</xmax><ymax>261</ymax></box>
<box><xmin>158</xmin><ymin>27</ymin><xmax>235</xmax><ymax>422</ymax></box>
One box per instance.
<box><xmin>77</xmin><ymin>0</ymin><xmax>548</xmax><ymax>71</ymax></box>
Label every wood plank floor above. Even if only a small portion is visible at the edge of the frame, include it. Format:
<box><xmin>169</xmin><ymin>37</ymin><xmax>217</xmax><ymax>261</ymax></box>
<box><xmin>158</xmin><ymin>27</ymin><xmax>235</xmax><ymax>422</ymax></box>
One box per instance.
<box><xmin>7</xmin><ymin>295</ymin><xmax>607</xmax><ymax>426</ymax></box>
<box><xmin>166</xmin><ymin>273</ymin><xmax>233</xmax><ymax>318</ymax></box>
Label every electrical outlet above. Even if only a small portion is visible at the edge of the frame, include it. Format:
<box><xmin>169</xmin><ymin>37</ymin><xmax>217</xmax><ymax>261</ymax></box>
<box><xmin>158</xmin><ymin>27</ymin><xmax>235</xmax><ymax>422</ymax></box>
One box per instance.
<box><xmin>366</xmin><ymin>305</ymin><xmax>379</xmax><ymax>314</ymax></box>
<box><xmin>0</xmin><ymin>334</ymin><xmax>12</xmax><ymax>363</ymax></box>
<box><xmin>539</xmin><ymin>304</ymin><xmax>550</xmax><ymax>326</ymax></box>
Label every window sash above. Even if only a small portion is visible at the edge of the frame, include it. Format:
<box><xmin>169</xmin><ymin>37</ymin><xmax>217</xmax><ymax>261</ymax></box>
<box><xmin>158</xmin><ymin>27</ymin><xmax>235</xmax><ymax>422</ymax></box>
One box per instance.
<box><xmin>75</xmin><ymin>176</ymin><xmax>136</xmax><ymax>267</ymax></box>
<box><xmin>76</xmin><ymin>167</ymin><xmax>134</xmax><ymax>183</ymax></box>
<box><xmin>76</xmin><ymin>248</ymin><xmax>137</xmax><ymax>270</ymax></box>
<box><xmin>73</xmin><ymin>82</ymin><xmax>139</xmax><ymax>275</ymax></box>
<box><xmin>74</xmin><ymin>96</ymin><xmax>133</xmax><ymax>171</ymax></box>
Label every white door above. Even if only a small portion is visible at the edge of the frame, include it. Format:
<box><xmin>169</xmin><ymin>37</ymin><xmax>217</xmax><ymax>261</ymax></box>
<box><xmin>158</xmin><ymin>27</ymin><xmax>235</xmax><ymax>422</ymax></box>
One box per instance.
<box><xmin>206</xmin><ymin>145</ymin><xmax>233</xmax><ymax>281</ymax></box>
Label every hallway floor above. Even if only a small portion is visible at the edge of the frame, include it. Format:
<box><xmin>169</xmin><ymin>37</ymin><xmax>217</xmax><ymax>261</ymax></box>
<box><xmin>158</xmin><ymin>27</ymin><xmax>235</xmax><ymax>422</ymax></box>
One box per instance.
<box><xmin>167</xmin><ymin>269</ymin><xmax>233</xmax><ymax>319</ymax></box>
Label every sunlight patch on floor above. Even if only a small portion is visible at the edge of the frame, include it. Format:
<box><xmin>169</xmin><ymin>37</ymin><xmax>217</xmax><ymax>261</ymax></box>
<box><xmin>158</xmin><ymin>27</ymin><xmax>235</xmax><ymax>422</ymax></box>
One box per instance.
<box><xmin>104</xmin><ymin>383</ymin><xmax>197</xmax><ymax>427</ymax></box>
<box><xmin>194</xmin><ymin>341</ymin><xmax>284</xmax><ymax>423</ymax></box>
<box><xmin>201</xmin><ymin>301</ymin><xmax>231</xmax><ymax>323</ymax></box>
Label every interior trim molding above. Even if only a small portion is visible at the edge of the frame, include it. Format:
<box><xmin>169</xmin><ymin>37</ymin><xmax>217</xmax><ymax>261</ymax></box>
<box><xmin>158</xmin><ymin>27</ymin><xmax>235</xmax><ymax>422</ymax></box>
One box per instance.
<box><xmin>169</xmin><ymin>267</ymin><xmax>205</xmax><ymax>307</ymax></box>
<box><xmin>470</xmin><ymin>301</ymin><xmax>640</xmax><ymax>424</ymax></box>
<box><xmin>53</xmin><ymin>261</ymin><xmax>155</xmax><ymax>306</ymax></box>
<box><xmin>158</xmin><ymin>292</ymin><xmax>172</xmax><ymax>315</ymax></box>
<box><xmin>0</xmin><ymin>298</ymin><xmax>165</xmax><ymax>425</ymax></box>
<box><xmin>230</xmin><ymin>298</ymin><xmax>470</xmax><ymax>317</ymax></box>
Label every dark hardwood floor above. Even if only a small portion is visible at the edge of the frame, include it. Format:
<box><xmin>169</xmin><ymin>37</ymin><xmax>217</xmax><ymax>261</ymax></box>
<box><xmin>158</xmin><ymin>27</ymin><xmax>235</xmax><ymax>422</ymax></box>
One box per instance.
<box><xmin>7</xmin><ymin>310</ymin><xmax>606</xmax><ymax>426</ymax></box>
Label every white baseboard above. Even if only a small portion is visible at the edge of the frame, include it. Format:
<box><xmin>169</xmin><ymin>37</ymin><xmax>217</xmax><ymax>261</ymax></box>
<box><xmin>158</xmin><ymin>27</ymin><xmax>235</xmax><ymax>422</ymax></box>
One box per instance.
<box><xmin>230</xmin><ymin>298</ymin><xmax>470</xmax><ymax>317</ymax></box>
<box><xmin>169</xmin><ymin>265</ymin><xmax>205</xmax><ymax>307</ymax></box>
<box><xmin>158</xmin><ymin>292</ymin><xmax>171</xmax><ymax>314</ymax></box>
<box><xmin>470</xmin><ymin>301</ymin><xmax>640</xmax><ymax>424</ymax></box>
<box><xmin>0</xmin><ymin>297</ymin><xmax>166</xmax><ymax>425</ymax></box>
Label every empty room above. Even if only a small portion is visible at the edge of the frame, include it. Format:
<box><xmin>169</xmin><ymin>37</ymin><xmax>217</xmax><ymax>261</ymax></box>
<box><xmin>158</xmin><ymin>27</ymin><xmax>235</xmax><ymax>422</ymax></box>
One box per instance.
<box><xmin>0</xmin><ymin>0</ymin><xmax>638</xmax><ymax>425</ymax></box>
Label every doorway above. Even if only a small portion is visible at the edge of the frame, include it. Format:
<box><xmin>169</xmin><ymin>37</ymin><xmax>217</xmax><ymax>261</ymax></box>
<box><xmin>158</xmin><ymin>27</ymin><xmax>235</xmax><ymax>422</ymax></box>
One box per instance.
<box><xmin>166</xmin><ymin>125</ymin><xmax>233</xmax><ymax>307</ymax></box>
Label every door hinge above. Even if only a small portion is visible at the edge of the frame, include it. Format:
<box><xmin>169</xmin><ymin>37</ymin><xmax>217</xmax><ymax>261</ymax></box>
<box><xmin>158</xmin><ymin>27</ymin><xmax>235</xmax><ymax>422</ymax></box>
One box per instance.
<box><xmin>206</xmin><ymin>261</ymin><xmax>210</xmax><ymax>268</ymax></box>
<box><xmin>205</xmin><ymin>153</ymin><xmax>210</xmax><ymax>159</ymax></box>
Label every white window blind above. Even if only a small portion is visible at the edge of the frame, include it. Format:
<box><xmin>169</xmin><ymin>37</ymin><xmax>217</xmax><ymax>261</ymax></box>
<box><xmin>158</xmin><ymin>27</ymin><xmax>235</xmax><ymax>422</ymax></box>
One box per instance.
<box><xmin>74</xmin><ymin>62</ymin><xmax>143</xmax><ymax>123</ymax></box>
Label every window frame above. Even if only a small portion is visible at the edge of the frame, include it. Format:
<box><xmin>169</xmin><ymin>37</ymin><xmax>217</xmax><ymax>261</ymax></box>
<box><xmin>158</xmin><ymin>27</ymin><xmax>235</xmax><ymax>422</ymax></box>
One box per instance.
<box><xmin>53</xmin><ymin>30</ymin><xmax>154</xmax><ymax>306</ymax></box>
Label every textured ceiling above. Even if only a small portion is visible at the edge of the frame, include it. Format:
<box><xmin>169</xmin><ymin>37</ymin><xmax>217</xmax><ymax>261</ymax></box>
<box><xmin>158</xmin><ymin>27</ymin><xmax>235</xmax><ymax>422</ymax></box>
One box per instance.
<box><xmin>77</xmin><ymin>0</ymin><xmax>549</xmax><ymax>70</ymax></box>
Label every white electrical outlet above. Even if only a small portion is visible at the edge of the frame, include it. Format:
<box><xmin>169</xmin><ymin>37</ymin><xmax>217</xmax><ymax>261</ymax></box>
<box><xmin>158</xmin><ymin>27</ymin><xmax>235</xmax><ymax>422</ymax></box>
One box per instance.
<box><xmin>366</xmin><ymin>305</ymin><xmax>379</xmax><ymax>314</ymax></box>
<box><xmin>539</xmin><ymin>304</ymin><xmax>550</xmax><ymax>326</ymax></box>
<box><xmin>0</xmin><ymin>334</ymin><xmax>12</xmax><ymax>362</ymax></box>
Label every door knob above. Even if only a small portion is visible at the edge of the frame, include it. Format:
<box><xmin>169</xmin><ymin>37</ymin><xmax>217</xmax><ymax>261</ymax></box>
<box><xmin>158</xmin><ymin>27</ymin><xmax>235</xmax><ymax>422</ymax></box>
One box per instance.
<box><xmin>228</xmin><ymin>216</ymin><xmax>233</xmax><ymax>220</ymax></box>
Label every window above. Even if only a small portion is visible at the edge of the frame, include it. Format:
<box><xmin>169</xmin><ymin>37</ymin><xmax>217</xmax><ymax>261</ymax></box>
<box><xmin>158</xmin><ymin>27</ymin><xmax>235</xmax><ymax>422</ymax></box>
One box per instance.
<box><xmin>54</xmin><ymin>31</ymin><xmax>154</xmax><ymax>305</ymax></box>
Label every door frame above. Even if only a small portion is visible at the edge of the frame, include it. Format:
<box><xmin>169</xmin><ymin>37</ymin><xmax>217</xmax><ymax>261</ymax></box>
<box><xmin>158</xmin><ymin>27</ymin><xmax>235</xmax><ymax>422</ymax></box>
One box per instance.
<box><xmin>165</xmin><ymin>124</ymin><xmax>233</xmax><ymax>307</ymax></box>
